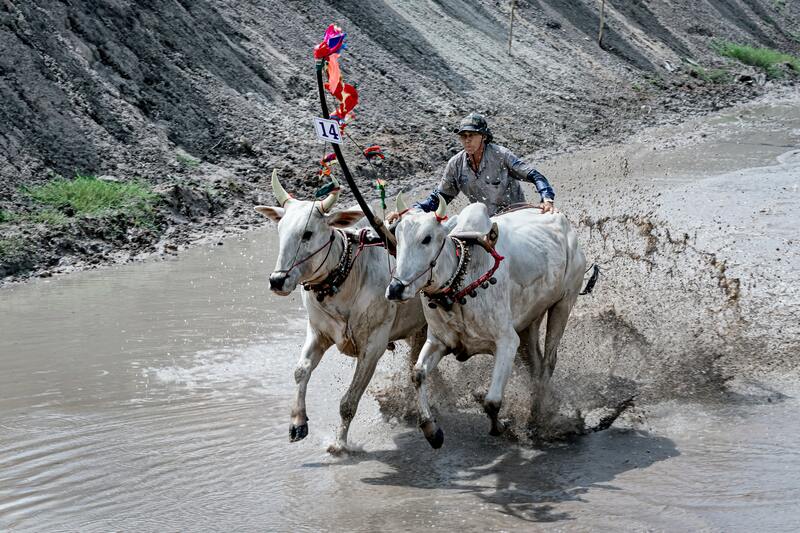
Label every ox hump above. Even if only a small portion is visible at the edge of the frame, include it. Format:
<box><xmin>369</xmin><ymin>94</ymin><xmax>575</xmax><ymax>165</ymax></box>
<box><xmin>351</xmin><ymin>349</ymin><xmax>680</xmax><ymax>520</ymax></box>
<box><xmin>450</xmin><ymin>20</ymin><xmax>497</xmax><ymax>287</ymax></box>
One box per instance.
<box><xmin>450</xmin><ymin>203</ymin><xmax>491</xmax><ymax>236</ymax></box>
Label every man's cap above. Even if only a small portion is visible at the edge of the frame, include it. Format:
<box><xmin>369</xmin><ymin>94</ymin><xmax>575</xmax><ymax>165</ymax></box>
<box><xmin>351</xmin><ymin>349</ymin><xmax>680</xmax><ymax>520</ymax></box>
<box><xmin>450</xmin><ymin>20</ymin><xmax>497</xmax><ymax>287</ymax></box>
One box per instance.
<box><xmin>454</xmin><ymin>112</ymin><xmax>492</xmax><ymax>140</ymax></box>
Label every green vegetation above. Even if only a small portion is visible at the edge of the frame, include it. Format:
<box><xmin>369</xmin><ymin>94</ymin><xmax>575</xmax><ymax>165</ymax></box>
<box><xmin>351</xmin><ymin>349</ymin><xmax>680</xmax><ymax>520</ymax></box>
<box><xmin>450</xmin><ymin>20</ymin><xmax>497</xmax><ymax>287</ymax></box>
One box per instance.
<box><xmin>176</xmin><ymin>154</ymin><xmax>200</xmax><ymax>167</ymax></box>
<box><xmin>24</xmin><ymin>174</ymin><xmax>159</xmax><ymax>227</ymax></box>
<box><xmin>0</xmin><ymin>237</ymin><xmax>28</xmax><ymax>262</ymax></box>
<box><xmin>0</xmin><ymin>210</ymin><xmax>16</xmax><ymax>224</ymax></box>
<box><xmin>644</xmin><ymin>74</ymin><xmax>667</xmax><ymax>89</ymax></box>
<box><xmin>714</xmin><ymin>41</ymin><xmax>800</xmax><ymax>77</ymax></box>
<box><xmin>30</xmin><ymin>209</ymin><xmax>70</xmax><ymax>226</ymax></box>
<box><xmin>690</xmin><ymin>67</ymin><xmax>731</xmax><ymax>83</ymax></box>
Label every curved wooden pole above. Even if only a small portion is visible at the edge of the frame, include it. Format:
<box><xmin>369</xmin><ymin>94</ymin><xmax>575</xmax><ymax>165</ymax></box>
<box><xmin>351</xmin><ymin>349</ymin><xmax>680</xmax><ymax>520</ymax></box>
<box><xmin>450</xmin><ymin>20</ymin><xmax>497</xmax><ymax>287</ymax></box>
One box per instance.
<box><xmin>315</xmin><ymin>62</ymin><xmax>396</xmax><ymax>252</ymax></box>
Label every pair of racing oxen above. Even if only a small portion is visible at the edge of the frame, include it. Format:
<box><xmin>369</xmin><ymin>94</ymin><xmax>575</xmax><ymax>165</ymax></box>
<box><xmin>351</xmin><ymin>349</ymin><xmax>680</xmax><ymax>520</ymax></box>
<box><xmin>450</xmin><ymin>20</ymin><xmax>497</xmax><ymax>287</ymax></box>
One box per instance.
<box><xmin>256</xmin><ymin>170</ymin><xmax>587</xmax><ymax>454</ymax></box>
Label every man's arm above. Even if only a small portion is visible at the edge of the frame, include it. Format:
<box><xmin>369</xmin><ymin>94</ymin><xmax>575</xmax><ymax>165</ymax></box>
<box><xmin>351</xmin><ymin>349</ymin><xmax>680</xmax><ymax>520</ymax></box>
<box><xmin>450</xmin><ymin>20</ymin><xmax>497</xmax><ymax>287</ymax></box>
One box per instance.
<box><xmin>525</xmin><ymin>169</ymin><xmax>555</xmax><ymax>203</ymax></box>
<box><xmin>503</xmin><ymin>147</ymin><xmax>556</xmax><ymax>211</ymax></box>
<box><xmin>412</xmin><ymin>189</ymin><xmax>456</xmax><ymax>212</ymax></box>
<box><xmin>387</xmin><ymin>158</ymin><xmax>460</xmax><ymax>222</ymax></box>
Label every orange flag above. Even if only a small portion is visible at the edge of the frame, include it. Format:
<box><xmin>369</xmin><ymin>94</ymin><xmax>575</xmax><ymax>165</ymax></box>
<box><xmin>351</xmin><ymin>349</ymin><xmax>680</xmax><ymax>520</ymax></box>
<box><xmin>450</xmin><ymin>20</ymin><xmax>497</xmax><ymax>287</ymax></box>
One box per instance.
<box><xmin>325</xmin><ymin>53</ymin><xmax>342</xmax><ymax>96</ymax></box>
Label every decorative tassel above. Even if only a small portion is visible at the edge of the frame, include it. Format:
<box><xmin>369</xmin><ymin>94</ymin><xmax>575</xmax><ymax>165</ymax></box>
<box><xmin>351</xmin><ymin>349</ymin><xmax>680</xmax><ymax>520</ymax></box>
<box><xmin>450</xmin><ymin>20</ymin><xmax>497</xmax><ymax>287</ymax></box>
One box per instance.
<box><xmin>314</xmin><ymin>24</ymin><xmax>347</xmax><ymax>59</ymax></box>
<box><xmin>375</xmin><ymin>179</ymin><xmax>386</xmax><ymax>210</ymax></box>
<box><xmin>314</xmin><ymin>181</ymin><xmax>341</xmax><ymax>198</ymax></box>
<box><xmin>580</xmin><ymin>264</ymin><xmax>600</xmax><ymax>295</ymax></box>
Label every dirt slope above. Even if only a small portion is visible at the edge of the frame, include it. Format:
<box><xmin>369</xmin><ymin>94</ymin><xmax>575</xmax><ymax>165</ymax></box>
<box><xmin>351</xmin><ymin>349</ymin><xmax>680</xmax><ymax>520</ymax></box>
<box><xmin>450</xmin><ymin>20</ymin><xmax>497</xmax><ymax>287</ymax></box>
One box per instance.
<box><xmin>1</xmin><ymin>0</ymin><xmax>798</xmax><ymax>280</ymax></box>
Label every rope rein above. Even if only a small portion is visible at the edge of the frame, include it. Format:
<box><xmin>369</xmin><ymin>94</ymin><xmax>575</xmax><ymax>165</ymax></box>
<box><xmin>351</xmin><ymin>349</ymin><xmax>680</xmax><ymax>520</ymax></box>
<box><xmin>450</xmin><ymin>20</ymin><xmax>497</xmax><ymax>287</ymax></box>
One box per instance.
<box><xmin>275</xmin><ymin>230</ymin><xmax>337</xmax><ymax>278</ymax></box>
<box><xmin>390</xmin><ymin>236</ymin><xmax>448</xmax><ymax>290</ymax></box>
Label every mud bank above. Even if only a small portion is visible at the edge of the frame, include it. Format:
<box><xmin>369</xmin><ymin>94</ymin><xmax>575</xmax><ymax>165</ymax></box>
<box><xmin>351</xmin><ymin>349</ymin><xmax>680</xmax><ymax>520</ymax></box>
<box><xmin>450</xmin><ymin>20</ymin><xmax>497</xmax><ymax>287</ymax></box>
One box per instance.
<box><xmin>2</xmin><ymin>0</ymin><xmax>799</xmax><ymax>282</ymax></box>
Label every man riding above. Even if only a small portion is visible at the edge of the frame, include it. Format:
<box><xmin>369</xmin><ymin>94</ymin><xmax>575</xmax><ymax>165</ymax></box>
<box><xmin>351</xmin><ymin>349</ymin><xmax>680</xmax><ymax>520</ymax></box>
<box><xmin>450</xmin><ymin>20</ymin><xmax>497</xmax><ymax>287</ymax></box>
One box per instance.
<box><xmin>387</xmin><ymin>112</ymin><xmax>556</xmax><ymax>222</ymax></box>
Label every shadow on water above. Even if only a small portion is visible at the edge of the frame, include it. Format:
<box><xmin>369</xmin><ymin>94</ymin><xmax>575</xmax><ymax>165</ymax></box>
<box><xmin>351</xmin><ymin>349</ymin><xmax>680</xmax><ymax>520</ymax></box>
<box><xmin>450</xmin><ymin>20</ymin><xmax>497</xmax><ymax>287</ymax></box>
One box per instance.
<box><xmin>304</xmin><ymin>423</ymin><xmax>679</xmax><ymax>524</ymax></box>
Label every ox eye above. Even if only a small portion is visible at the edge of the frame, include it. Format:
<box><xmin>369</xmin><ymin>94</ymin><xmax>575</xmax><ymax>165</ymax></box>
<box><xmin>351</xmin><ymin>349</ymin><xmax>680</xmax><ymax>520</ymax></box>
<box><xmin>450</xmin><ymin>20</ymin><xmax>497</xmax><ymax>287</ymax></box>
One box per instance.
<box><xmin>422</xmin><ymin>235</ymin><xmax>431</xmax><ymax>245</ymax></box>
<box><xmin>302</xmin><ymin>231</ymin><xmax>313</xmax><ymax>241</ymax></box>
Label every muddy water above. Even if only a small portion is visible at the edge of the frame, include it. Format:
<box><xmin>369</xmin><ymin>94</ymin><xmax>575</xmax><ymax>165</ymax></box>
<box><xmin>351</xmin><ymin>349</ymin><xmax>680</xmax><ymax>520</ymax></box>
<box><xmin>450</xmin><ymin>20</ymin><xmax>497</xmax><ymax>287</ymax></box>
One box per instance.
<box><xmin>3</xmin><ymin>97</ymin><xmax>800</xmax><ymax>531</ymax></box>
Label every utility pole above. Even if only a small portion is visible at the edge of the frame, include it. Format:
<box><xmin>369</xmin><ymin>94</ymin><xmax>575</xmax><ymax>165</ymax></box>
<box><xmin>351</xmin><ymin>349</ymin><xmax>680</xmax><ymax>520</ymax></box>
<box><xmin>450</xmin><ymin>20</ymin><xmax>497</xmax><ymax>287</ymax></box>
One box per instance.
<box><xmin>598</xmin><ymin>0</ymin><xmax>606</xmax><ymax>46</ymax></box>
<box><xmin>508</xmin><ymin>0</ymin><xmax>516</xmax><ymax>56</ymax></box>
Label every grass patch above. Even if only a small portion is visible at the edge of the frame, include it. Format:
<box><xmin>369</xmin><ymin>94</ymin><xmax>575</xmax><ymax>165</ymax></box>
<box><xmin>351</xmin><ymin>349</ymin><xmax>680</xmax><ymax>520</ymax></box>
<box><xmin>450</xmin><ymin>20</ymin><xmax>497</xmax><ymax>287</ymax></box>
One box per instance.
<box><xmin>0</xmin><ymin>210</ymin><xmax>16</xmax><ymax>224</ymax></box>
<box><xmin>176</xmin><ymin>154</ymin><xmax>200</xmax><ymax>167</ymax></box>
<box><xmin>25</xmin><ymin>175</ymin><xmax>159</xmax><ymax>227</ymax></box>
<box><xmin>0</xmin><ymin>237</ymin><xmax>28</xmax><ymax>261</ymax></box>
<box><xmin>714</xmin><ymin>41</ymin><xmax>800</xmax><ymax>77</ymax></box>
<box><xmin>690</xmin><ymin>67</ymin><xmax>731</xmax><ymax>83</ymax></box>
<box><xmin>1</xmin><ymin>207</ymin><xmax>75</xmax><ymax>227</ymax></box>
<box><xmin>30</xmin><ymin>209</ymin><xmax>70</xmax><ymax>226</ymax></box>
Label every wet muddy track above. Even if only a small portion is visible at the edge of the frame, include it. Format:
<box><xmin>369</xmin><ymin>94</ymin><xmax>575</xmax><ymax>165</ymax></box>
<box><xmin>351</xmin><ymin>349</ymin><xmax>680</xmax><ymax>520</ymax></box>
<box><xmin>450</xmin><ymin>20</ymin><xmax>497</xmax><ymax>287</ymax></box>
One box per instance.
<box><xmin>3</xmin><ymin>97</ymin><xmax>800</xmax><ymax>530</ymax></box>
<box><xmin>1</xmin><ymin>223</ymin><xmax>798</xmax><ymax>532</ymax></box>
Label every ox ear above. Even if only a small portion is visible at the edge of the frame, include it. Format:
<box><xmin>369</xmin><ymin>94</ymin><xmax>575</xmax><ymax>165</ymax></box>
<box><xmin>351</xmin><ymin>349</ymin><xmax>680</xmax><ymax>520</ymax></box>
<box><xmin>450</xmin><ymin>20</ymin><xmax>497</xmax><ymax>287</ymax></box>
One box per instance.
<box><xmin>326</xmin><ymin>207</ymin><xmax>365</xmax><ymax>228</ymax></box>
<box><xmin>254</xmin><ymin>205</ymin><xmax>284</xmax><ymax>222</ymax></box>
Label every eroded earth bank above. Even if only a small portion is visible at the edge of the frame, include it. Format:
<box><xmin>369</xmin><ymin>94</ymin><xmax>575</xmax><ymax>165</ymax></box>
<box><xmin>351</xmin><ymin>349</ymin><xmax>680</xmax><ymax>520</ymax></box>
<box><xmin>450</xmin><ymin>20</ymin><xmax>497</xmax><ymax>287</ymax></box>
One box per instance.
<box><xmin>2</xmin><ymin>0</ymin><xmax>799</xmax><ymax>281</ymax></box>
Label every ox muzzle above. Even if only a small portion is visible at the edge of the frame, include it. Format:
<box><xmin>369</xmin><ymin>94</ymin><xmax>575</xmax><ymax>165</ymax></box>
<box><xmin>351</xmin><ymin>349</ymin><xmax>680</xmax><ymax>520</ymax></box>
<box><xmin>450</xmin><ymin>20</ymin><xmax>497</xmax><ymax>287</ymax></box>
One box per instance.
<box><xmin>269</xmin><ymin>272</ymin><xmax>291</xmax><ymax>295</ymax></box>
<box><xmin>386</xmin><ymin>279</ymin><xmax>408</xmax><ymax>301</ymax></box>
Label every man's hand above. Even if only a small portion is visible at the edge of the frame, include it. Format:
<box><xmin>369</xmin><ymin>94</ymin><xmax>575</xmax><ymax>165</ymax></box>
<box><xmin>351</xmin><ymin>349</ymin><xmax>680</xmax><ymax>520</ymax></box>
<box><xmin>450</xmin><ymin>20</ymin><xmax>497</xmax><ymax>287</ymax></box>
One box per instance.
<box><xmin>386</xmin><ymin>210</ymin><xmax>401</xmax><ymax>224</ymax></box>
<box><xmin>541</xmin><ymin>201</ymin><xmax>557</xmax><ymax>214</ymax></box>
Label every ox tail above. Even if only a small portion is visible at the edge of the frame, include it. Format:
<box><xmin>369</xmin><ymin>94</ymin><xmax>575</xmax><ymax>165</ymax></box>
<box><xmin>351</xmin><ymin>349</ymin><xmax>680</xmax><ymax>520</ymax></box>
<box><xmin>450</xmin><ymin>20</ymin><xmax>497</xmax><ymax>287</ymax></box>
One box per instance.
<box><xmin>579</xmin><ymin>263</ymin><xmax>600</xmax><ymax>296</ymax></box>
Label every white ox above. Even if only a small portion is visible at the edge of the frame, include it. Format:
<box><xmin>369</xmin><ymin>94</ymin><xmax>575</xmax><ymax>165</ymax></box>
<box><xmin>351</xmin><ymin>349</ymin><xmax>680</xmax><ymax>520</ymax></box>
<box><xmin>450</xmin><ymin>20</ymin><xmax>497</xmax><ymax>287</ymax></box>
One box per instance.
<box><xmin>386</xmin><ymin>199</ymin><xmax>587</xmax><ymax>448</ymax></box>
<box><xmin>255</xmin><ymin>171</ymin><xmax>427</xmax><ymax>454</ymax></box>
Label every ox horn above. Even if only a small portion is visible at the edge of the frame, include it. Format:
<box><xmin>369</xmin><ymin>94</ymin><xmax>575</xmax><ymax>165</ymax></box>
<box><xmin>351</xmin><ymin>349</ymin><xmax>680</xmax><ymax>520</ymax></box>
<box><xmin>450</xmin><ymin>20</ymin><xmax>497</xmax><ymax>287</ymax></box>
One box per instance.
<box><xmin>395</xmin><ymin>192</ymin><xmax>408</xmax><ymax>212</ymax></box>
<box><xmin>319</xmin><ymin>176</ymin><xmax>340</xmax><ymax>214</ymax></box>
<box><xmin>435</xmin><ymin>194</ymin><xmax>447</xmax><ymax>220</ymax></box>
<box><xmin>271</xmin><ymin>169</ymin><xmax>291</xmax><ymax>207</ymax></box>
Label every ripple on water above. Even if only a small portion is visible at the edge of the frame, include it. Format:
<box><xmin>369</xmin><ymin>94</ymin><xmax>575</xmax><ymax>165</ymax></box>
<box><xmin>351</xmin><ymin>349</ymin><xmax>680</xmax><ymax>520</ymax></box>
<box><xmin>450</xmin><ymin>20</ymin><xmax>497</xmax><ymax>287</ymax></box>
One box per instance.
<box><xmin>145</xmin><ymin>340</ymin><xmax>295</xmax><ymax>394</ymax></box>
<box><xmin>0</xmin><ymin>337</ymin><xmax>310</xmax><ymax>531</ymax></box>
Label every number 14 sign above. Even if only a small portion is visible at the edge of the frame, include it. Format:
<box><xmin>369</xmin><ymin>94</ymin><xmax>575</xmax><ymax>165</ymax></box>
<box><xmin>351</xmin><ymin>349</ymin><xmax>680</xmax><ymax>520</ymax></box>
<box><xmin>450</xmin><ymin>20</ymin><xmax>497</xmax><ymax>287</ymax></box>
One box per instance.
<box><xmin>313</xmin><ymin>117</ymin><xmax>344</xmax><ymax>144</ymax></box>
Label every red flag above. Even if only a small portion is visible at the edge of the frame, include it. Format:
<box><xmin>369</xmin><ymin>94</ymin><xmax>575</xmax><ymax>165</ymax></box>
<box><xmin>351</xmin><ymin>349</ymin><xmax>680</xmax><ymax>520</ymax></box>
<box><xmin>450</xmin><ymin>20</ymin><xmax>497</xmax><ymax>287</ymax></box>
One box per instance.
<box><xmin>335</xmin><ymin>83</ymin><xmax>359</xmax><ymax>119</ymax></box>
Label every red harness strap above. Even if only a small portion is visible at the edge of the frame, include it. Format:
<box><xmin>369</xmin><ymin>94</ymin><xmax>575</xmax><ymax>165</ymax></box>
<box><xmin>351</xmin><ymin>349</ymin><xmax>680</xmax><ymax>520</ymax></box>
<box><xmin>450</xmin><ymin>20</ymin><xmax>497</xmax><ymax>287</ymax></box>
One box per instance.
<box><xmin>352</xmin><ymin>228</ymin><xmax>384</xmax><ymax>262</ymax></box>
<box><xmin>449</xmin><ymin>245</ymin><xmax>504</xmax><ymax>302</ymax></box>
<box><xmin>426</xmin><ymin>237</ymin><xmax>504</xmax><ymax>309</ymax></box>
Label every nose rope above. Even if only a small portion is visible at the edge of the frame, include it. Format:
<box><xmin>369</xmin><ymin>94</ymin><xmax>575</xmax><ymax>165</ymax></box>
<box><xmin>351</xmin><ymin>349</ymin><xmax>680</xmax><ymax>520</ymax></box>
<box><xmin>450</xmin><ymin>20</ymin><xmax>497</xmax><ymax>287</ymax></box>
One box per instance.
<box><xmin>275</xmin><ymin>231</ymin><xmax>337</xmax><ymax>278</ymax></box>
<box><xmin>283</xmin><ymin>202</ymin><xmax>317</xmax><ymax>276</ymax></box>
<box><xmin>391</xmin><ymin>236</ymin><xmax>447</xmax><ymax>294</ymax></box>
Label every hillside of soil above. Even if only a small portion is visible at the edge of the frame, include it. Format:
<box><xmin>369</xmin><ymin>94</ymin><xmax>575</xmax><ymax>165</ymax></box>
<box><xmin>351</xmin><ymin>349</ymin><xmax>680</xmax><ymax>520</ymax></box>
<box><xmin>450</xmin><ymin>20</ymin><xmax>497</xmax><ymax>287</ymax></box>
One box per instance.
<box><xmin>1</xmin><ymin>0</ymin><xmax>799</xmax><ymax>280</ymax></box>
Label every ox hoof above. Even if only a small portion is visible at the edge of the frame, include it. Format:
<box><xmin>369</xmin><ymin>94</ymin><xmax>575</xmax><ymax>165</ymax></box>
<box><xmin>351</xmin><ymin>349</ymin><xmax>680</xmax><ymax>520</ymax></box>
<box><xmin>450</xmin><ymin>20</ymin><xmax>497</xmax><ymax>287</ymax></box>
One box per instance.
<box><xmin>427</xmin><ymin>427</ymin><xmax>445</xmax><ymax>449</ymax></box>
<box><xmin>289</xmin><ymin>423</ymin><xmax>308</xmax><ymax>442</ymax></box>
<box><xmin>327</xmin><ymin>442</ymin><xmax>349</xmax><ymax>456</ymax></box>
<box><xmin>489</xmin><ymin>418</ymin><xmax>509</xmax><ymax>437</ymax></box>
<box><xmin>420</xmin><ymin>419</ymin><xmax>444</xmax><ymax>449</ymax></box>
